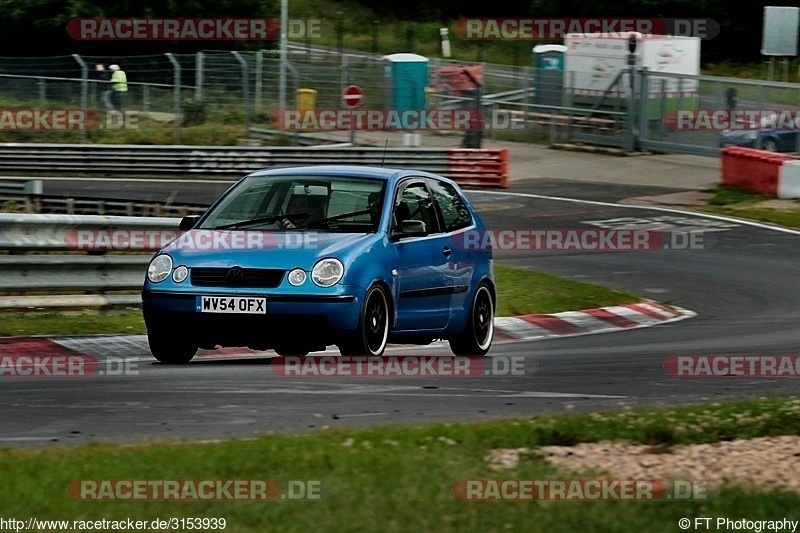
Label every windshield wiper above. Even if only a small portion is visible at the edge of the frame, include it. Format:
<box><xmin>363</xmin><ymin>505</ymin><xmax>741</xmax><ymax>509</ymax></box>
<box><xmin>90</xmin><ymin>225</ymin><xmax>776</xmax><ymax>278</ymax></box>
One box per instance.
<box><xmin>215</xmin><ymin>209</ymin><xmax>373</xmax><ymax>230</ymax></box>
<box><xmin>213</xmin><ymin>213</ymin><xmax>307</xmax><ymax>230</ymax></box>
<box><xmin>308</xmin><ymin>209</ymin><xmax>372</xmax><ymax>227</ymax></box>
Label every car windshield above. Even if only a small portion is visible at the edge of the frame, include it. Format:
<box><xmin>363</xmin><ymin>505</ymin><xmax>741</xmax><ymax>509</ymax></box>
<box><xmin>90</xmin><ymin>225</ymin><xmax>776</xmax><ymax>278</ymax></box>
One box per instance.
<box><xmin>199</xmin><ymin>175</ymin><xmax>386</xmax><ymax>233</ymax></box>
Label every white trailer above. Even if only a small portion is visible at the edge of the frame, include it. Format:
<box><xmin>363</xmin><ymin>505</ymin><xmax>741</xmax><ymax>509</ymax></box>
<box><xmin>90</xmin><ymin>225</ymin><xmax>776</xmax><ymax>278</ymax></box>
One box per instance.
<box><xmin>563</xmin><ymin>32</ymin><xmax>700</xmax><ymax>114</ymax></box>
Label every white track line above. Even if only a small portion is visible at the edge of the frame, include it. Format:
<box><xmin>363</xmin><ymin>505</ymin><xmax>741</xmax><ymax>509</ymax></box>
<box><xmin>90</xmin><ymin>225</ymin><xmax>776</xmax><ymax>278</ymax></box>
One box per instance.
<box><xmin>472</xmin><ymin>190</ymin><xmax>800</xmax><ymax>237</ymax></box>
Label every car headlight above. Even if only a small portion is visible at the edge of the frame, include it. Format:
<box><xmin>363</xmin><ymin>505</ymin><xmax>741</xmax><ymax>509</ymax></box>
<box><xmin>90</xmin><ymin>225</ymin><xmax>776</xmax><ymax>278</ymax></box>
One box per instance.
<box><xmin>172</xmin><ymin>265</ymin><xmax>189</xmax><ymax>283</ymax></box>
<box><xmin>147</xmin><ymin>254</ymin><xmax>173</xmax><ymax>283</ymax></box>
<box><xmin>288</xmin><ymin>268</ymin><xmax>307</xmax><ymax>286</ymax></box>
<box><xmin>311</xmin><ymin>258</ymin><xmax>344</xmax><ymax>287</ymax></box>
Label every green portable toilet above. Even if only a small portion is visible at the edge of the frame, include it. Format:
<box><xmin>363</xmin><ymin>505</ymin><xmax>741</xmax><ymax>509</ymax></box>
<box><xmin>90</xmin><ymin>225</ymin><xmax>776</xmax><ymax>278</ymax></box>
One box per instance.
<box><xmin>383</xmin><ymin>53</ymin><xmax>429</xmax><ymax>111</ymax></box>
<box><xmin>532</xmin><ymin>44</ymin><xmax>566</xmax><ymax>107</ymax></box>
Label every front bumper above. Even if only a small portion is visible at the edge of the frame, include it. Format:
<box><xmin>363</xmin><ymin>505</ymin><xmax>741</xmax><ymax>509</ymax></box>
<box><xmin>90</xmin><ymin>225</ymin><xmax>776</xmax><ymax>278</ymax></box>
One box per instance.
<box><xmin>141</xmin><ymin>286</ymin><xmax>365</xmax><ymax>348</ymax></box>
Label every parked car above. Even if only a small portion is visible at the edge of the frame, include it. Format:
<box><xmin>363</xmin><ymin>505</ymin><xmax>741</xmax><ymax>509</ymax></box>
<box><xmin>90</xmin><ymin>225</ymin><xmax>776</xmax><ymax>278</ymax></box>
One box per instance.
<box><xmin>719</xmin><ymin>111</ymin><xmax>799</xmax><ymax>152</ymax></box>
<box><xmin>141</xmin><ymin>165</ymin><xmax>495</xmax><ymax>363</ymax></box>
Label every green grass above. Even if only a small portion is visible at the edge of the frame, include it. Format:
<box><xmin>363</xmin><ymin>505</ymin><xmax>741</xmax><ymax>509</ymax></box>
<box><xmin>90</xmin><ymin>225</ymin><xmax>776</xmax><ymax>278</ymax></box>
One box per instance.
<box><xmin>0</xmin><ymin>113</ymin><xmax>249</xmax><ymax>145</ymax></box>
<box><xmin>2</xmin><ymin>396</ymin><xmax>800</xmax><ymax>530</ymax></box>
<box><xmin>698</xmin><ymin>185</ymin><xmax>800</xmax><ymax>228</ymax></box>
<box><xmin>494</xmin><ymin>264</ymin><xmax>638</xmax><ymax>316</ymax></box>
<box><xmin>708</xmin><ymin>185</ymin><xmax>775</xmax><ymax>207</ymax></box>
<box><xmin>0</xmin><ymin>265</ymin><xmax>640</xmax><ymax>336</ymax></box>
<box><xmin>0</xmin><ymin>308</ymin><xmax>146</xmax><ymax>336</ymax></box>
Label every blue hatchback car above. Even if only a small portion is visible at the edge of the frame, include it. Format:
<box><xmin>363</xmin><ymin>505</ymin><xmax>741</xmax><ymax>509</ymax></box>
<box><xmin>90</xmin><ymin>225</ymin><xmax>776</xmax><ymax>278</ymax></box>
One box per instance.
<box><xmin>141</xmin><ymin>165</ymin><xmax>495</xmax><ymax>363</ymax></box>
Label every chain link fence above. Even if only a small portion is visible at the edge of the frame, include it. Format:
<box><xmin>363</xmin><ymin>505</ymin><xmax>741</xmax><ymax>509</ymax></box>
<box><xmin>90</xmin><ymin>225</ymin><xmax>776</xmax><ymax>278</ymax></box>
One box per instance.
<box><xmin>0</xmin><ymin>48</ymin><xmax>530</xmax><ymax>145</ymax></box>
<box><xmin>0</xmin><ymin>46</ymin><xmax>798</xmax><ymax>155</ymax></box>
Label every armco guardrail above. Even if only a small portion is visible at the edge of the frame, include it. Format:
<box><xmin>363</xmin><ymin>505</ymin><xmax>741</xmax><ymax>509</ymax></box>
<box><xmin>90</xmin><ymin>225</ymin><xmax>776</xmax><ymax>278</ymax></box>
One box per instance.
<box><xmin>36</xmin><ymin>196</ymin><xmax>209</xmax><ymax>217</ymax></box>
<box><xmin>0</xmin><ymin>144</ymin><xmax>509</xmax><ymax>188</ymax></box>
<box><xmin>0</xmin><ymin>178</ymin><xmax>42</xmax><ymax>212</ymax></box>
<box><xmin>0</xmin><ymin>213</ymin><xmax>179</xmax><ymax>252</ymax></box>
<box><xmin>0</xmin><ymin>214</ymin><xmax>178</xmax><ymax>307</ymax></box>
<box><xmin>0</xmin><ymin>254</ymin><xmax>150</xmax><ymax>292</ymax></box>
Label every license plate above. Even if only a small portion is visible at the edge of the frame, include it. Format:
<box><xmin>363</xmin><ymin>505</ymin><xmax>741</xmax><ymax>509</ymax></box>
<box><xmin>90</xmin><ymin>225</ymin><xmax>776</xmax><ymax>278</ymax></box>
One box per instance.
<box><xmin>197</xmin><ymin>296</ymin><xmax>266</xmax><ymax>314</ymax></box>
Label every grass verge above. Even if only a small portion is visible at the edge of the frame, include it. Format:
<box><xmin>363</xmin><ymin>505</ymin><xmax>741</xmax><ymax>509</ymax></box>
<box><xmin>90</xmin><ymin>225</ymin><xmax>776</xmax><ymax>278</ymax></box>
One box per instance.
<box><xmin>0</xmin><ymin>264</ymin><xmax>640</xmax><ymax>336</ymax></box>
<box><xmin>0</xmin><ymin>307</ymin><xmax>145</xmax><ymax>336</ymax></box>
<box><xmin>698</xmin><ymin>185</ymin><xmax>800</xmax><ymax>228</ymax></box>
<box><xmin>493</xmin><ymin>264</ymin><xmax>638</xmax><ymax>317</ymax></box>
<box><xmin>2</xmin><ymin>396</ymin><xmax>800</xmax><ymax>530</ymax></box>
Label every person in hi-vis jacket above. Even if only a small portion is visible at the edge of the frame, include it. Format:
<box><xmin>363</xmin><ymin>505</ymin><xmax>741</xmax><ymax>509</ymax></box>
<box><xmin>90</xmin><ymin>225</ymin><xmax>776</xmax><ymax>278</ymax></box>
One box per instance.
<box><xmin>107</xmin><ymin>64</ymin><xmax>128</xmax><ymax>112</ymax></box>
<box><xmin>94</xmin><ymin>65</ymin><xmax>128</xmax><ymax>111</ymax></box>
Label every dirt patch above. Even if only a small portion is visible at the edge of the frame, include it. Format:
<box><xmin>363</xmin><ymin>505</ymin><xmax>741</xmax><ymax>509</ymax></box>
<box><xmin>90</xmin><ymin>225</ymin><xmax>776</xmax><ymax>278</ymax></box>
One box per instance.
<box><xmin>748</xmin><ymin>199</ymin><xmax>800</xmax><ymax>211</ymax></box>
<box><xmin>621</xmin><ymin>191</ymin><xmax>713</xmax><ymax>207</ymax></box>
<box><xmin>486</xmin><ymin>435</ymin><xmax>800</xmax><ymax>492</ymax></box>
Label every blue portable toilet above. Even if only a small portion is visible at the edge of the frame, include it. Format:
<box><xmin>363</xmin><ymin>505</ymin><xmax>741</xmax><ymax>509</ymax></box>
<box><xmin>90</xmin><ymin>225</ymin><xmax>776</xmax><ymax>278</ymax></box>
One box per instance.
<box><xmin>383</xmin><ymin>53</ymin><xmax>429</xmax><ymax>111</ymax></box>
<box><xmin>532</xmin><ymin>44</ymin><xmax>566</xmax><ymax>107</ymax></box>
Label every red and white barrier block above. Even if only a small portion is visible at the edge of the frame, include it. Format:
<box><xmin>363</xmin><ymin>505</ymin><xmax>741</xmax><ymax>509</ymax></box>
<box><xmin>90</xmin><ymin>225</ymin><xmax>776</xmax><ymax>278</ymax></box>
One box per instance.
<box><xmin>720</xmin><ymin>146</ymin><xmax>800</xmax><ymax>198</ymax></box>
<box><xmin>447</xmin><ymin>148</ymin><xmax>509</xmax><ymax>188</ymax></box>
<box><xmin>778</xmin><ymin>160</ymin><xmax>800</xmax><ymax>198</ymax></box>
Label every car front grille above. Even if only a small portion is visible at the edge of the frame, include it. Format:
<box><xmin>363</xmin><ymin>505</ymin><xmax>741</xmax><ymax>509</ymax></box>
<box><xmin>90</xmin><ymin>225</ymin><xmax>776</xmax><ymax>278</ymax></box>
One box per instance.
<box><xmin>190</xmin><ymin>267</ymin><xmax>285</xmax><ymax>288</ymax></box>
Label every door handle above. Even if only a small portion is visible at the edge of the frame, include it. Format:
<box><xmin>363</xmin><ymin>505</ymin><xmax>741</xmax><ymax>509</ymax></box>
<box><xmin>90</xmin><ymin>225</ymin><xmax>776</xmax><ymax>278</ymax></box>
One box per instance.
<box><xmin>443</xmin><ymin>247</ymin><xmax>452</xmax><ymax>256</ymax></box>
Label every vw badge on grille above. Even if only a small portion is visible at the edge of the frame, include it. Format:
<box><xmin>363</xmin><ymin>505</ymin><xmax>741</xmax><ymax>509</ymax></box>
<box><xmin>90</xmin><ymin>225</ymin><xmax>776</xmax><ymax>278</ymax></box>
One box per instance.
<box><xmin>225</xmin><ymin>266</ymin><xmax>245</xmax><ymax>284</ymax></box>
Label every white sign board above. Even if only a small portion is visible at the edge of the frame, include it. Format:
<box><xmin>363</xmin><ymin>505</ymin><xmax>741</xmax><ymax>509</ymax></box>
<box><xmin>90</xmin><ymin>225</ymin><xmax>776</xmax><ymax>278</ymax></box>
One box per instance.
<box><xmin>564</xmin><ymin>34</ymin><xmax>700</xmax><ymax>97</ymax></box>
<box><xmin>762</xmin><ymin>6</ymin><xmax>799</xmax><ymax>56</ymax></box>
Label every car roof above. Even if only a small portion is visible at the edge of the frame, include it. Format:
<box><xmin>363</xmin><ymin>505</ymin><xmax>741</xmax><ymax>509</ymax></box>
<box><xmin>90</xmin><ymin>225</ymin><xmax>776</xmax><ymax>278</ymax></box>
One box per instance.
<box><xmin>245</xmin><ymin>165</ymin><xmax>458</xmax><ymax>187</ymax></box>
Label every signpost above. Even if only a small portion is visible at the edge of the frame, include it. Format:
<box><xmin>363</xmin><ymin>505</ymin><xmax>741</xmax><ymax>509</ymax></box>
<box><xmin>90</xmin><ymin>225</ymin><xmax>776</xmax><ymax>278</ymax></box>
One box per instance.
<box><xmin>343</xmin><ymin>85</ymin><xmax>362</xmax><ymax>144</ymax></box>
<box><xmin>762</xmin><ymin>6</ymin><xmax>799</xmax><ymax>81</ymax></box>
<box><xmin>343</xmin><ymin>85</ymin><xmax>363</xmax><ymax>108</ymax></box>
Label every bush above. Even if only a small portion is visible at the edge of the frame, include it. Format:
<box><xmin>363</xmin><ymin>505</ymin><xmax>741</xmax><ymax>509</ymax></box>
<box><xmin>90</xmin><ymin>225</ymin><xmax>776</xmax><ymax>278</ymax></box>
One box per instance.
<box><xmin>181</xmin><ymin>98</ymin><xmax>207</xmax><ymax>126</ymax></box>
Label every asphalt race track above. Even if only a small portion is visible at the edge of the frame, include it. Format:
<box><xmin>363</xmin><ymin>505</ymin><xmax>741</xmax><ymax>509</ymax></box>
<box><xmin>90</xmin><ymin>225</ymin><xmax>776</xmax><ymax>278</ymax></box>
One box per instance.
<box><xmin>2</xmin><ymin>180</ymin><xmax>799</xmax><ymax>446</ymax></box>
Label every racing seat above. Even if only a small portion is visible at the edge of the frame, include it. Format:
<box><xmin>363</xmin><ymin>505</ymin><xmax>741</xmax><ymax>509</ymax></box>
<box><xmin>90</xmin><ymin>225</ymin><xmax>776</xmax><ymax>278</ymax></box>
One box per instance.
<box><xmin>394</xmin><ymin>201</ymin><xmax>412</xmax><ymax>227</ymax></box>
<box><xmin>367</xmin><ymin>192</ymin><xmax>381</xmax><ymax>226</ymax></box>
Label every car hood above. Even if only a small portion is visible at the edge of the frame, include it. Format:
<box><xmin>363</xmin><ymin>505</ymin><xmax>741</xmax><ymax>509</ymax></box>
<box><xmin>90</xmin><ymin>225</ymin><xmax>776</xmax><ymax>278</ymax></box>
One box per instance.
<box><xmin>160</xmin><ymin>230</ymin><xmax>376</xmax><ymax>269</ymax></box>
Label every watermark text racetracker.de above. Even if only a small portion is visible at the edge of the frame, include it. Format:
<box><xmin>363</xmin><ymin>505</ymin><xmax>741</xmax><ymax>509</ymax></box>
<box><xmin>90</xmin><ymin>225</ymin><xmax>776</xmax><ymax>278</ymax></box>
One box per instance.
<box><xmin>68</xmin><ymin>479</ymin><xmax>323</xmax><ymax>501</ymax></box>
<box><xmin>450</xmin><ymin>18</ymin><xmax>719</xmax><ymax>39</ymax></box>
<box><xmin>0</xmin><ymin>354</ymin><xmax>137</xmax><ymax>377</ymax></box>
<box><xmin>271</xmin><ymin>109</ymin><xmax>480</xmax><ymax>132</ymax></box>
<box><xmin>0</xmin><ymin>109</ymin><xmax>138</xmax><ymax>131</ymax></box>
<box><xmin>665</xmin><ymin>355</ymin><xmax>800</xmax><ymax>378</ymax></box>
<box><xmin>67</xmin><ymin>17</ymin><xmax>326</xmax><ymax>40</ymax></box>
<box><xmin>451</xmin><ymin>229</ymin><xmax>708</xmax><ymax>252</ymax></box>
<box><xmin>64</xmin><ymin>229</ymin><xmax>319</xmax><ymax>252</ymax></box>
<box><xmin>271</xmin><ymin>355</ymin><xmax>528</xmax><ymax>377</ymax></box>
<box><xmin>0</xmin><ymin>110</ymin><xmax>94</xmax><ymax>131</ymax></box>
<box><xmin>665</xmin><ymin>109</ymin><xmax>800</xmax><ymax>131</ymax></box>
<box><xmin>270</xmin><ymin>109</ymin><xmax>589</xmax><ymax>132</ymax></box>
<box><xmin>454</xmin><ymin>479</ymin><xmax>713</xmax><ymax>500</ymax></box>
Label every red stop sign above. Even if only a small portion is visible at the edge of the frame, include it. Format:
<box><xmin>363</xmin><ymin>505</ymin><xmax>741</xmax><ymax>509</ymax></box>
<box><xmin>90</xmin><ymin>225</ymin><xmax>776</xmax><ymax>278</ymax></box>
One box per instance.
<box><xmin>342</xmin><ymin>85</ymin><xmax>363</xmax><ymax>108</ymax></box>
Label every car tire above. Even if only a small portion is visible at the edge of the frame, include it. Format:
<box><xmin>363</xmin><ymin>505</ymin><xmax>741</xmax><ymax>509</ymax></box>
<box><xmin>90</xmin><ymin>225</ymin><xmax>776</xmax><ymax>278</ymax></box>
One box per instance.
<box><xmin>147</xmin><ymin>330</ymin><xmax>198</xmax><ymax>364</ymax></box>
<box><xmin>763</xmin><ymin>138</ymin><xmax>778</xmax><ymax>152</ymax></box>
<box><xmin>449</xmin><ymin>283</ymin><xmax>494</xmax><ymax>356</ymax></box>
<box><xmin>338</xmin><ymin>285</ymin><xmax>390</xmax><ymax>356</ymax></box>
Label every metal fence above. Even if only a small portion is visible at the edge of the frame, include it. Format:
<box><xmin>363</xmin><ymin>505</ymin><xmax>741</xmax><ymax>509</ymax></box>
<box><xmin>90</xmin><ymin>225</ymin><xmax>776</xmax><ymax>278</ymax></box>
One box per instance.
<box><xmin>1</xmin><ymin>46</ymin><xmax>800</xmax><ymax>155</ymax></box>
<box><xmin>0</xmin><ymin>46</ymin><xmax>564</xmax><ymax>146</ymax></box>
<box><xmin>557</xmin><ymin>68</ymin><xmax>800</xmax><ymax>156</ymax></box>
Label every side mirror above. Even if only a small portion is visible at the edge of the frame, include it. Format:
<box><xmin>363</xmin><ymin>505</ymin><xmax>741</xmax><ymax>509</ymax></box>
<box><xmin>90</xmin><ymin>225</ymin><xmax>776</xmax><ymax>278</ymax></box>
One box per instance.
<box><xmin>179</xmin><ymin>215</ymin><xmax>200</xmax><ymax>231</ymax></box>
<box><xmin>391</xmin><ymin>220</ymin><xmax>427</xmax><ymax>241</ymax></box>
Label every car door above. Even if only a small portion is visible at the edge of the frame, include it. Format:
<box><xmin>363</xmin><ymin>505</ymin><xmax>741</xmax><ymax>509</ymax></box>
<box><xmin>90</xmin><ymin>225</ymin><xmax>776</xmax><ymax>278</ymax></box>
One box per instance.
<box><xmin>390</xmin><ymin>179</ymin><xmax>451</xmax><ymax>331</ymax></box>
<box><xmin>427</xmin><ymin>178</ymin><xmax>476</xmax><ymax>321</ymax></box>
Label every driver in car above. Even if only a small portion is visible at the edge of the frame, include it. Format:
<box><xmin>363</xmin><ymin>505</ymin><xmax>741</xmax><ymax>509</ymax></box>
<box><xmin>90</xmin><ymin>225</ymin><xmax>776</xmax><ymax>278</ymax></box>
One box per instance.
<box><xmin>278</xmin><ymin>194</ymin><xmax>322</xmax><ymax>229</ymax></box>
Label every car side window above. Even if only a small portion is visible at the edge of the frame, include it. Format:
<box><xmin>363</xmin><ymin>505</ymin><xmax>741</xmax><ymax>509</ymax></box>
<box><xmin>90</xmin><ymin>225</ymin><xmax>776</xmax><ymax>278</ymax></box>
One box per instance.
<box><xmin>393</xmin><ymin>182</ymin><xmax>440</xmax><ymax>233</ymax></box>
<box><xmin>429</xmin><ymin>179</ymin><xmax>473</xmax><ymax>232</ymax></box>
